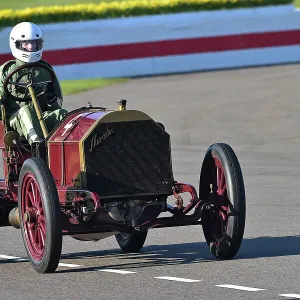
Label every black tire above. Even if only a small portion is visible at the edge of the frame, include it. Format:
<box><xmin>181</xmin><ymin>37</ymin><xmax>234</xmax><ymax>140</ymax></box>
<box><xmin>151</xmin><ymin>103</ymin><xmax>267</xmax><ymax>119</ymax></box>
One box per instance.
<box><xmin>115</xmin><ymin>231</ymin><xmax>148</xmax><ymax>253</ymax></box>
<box><xmin>199</xmin><ymin>143</ymin><xmax>246</xmax><ymax>259</ymax></box>
<box><xmin>18</xmin><ymin>157</ymin><xmax>62</xmax><ymax>273</ymax></box>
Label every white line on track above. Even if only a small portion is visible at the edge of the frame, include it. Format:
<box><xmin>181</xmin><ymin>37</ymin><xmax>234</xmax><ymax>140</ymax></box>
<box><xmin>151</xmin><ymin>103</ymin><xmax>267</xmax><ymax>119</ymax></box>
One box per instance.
<box><xmin>58</xmin><ymin>263</ymin><xmax>83</xmax><ymax>268</ymax></box>
<box><xmin>97</xmin><ymin>268</ymin><xmax>137</xmax><ymax>274</ymax></box>
<box><xmin>216</xmin><ymin>284</ymin><xmax>266</xmax><ymax>292</ymax></box>
<box><xmin>154</xmin><ymin>276</ymin><xmax>201</xmax><ymax>283</ymax></box>
<box><xmin>0</xmin><ymin>254</ymin><xmax>83</xmax><ymax>268</ymax></box>
<box><xmin>0</xmin><ymin>254</ymin><xmax>27</xmax><ymax>262</ymax></box>
<box><xmin>1</xmin><ymin>253</ymin><xmax>297</xmax><ymax>299</ymax></box>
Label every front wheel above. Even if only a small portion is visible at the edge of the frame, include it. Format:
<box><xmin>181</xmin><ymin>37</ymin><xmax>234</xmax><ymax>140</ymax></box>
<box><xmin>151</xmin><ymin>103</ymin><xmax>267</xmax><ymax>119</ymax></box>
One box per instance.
<box><xmin>18</xmin><ymin>157</ymin><xmax>62</xmax><ymax>273</ymax></box>
<box><xmin>199</xmin><ymin>143</ymin><xmax>246</xmax><ymax>259</ymax></box>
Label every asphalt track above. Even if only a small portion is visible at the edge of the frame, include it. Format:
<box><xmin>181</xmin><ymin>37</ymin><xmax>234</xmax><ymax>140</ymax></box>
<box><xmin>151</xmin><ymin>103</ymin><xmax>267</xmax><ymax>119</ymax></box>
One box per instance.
<box><xmin>0</xmin><ymin>64</ymin><xmax>300</xmax><ymax>299</ymax></box>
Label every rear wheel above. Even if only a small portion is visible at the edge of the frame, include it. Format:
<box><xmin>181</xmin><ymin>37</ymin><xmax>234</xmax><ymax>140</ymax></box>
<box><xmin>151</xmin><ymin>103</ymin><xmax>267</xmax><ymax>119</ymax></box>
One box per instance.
<box><xmin>115</xmin><ymin>230</ymin><xmax>148</xmax><ymax>253</ymax></box>
<box><xmin>199</xmin><ymin>143</ymin><xmax>246</xmax><ymax>259</ymax></box>
<box><xmin>18</xmin><ymin>157</ymin><xmax>62</xmax><ymax>273</ymax></box>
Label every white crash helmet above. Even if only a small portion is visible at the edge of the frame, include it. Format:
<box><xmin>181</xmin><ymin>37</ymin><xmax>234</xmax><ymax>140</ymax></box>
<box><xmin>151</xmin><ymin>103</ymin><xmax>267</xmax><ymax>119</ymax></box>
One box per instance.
<box><xmin>9</xmin><ymin>22</ymin><xmax>44</xmax><ymax>63</ymax></box>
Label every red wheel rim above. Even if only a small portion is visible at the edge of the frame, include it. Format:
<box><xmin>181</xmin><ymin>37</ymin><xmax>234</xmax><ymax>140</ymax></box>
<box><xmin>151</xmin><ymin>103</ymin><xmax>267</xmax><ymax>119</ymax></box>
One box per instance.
<box><xmin>210</xmin><ymin>156</ymin><xmax>229</xmax><ymax>243</ymax></box>
<box><xmin>21</xmin><ymin>173</ymin><xmax>46</xmax><ymax>261</ymax></box>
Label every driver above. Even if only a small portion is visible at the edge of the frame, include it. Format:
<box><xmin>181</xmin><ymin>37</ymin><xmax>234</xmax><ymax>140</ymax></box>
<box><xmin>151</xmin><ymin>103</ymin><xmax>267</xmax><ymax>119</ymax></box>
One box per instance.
<box><xmin>0</xmin><ymin>22</ymin><xmax>68</xmax><ymax>144</ymax></box>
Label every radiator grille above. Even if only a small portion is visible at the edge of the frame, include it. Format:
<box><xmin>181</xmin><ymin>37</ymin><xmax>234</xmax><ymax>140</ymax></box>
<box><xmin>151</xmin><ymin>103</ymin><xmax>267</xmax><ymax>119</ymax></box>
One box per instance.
<box><xmin>83</xmin><ymin>120</ymin><xmax>174</xmax><ymax>199</ymax></box>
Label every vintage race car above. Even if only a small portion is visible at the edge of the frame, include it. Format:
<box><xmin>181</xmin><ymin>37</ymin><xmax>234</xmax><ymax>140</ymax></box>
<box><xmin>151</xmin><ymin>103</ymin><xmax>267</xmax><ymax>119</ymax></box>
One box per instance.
<box><xmin>0</xmin><ymin>62</ymin><xmax>246</xmax><ymax>273</ymax></box>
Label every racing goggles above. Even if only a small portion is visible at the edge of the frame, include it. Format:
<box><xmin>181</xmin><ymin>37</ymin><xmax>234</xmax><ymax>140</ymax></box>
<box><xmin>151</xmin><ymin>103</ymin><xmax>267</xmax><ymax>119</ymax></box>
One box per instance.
<box><xmin>15</xmin><ymin>39</ymin><xmax>43</xmax><ymax>52</ymax></box>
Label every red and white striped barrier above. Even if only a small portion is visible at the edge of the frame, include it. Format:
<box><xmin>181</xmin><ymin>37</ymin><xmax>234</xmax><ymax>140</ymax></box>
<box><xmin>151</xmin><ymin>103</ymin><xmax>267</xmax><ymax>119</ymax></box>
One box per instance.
<box><xmin>0</xmin><ymin>4</ymin><xmax>300</xmax><ymax>80</ymax></box>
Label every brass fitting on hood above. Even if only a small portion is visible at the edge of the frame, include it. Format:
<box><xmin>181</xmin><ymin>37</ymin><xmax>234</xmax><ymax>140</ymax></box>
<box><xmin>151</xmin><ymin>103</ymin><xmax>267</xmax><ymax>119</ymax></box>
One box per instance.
<box><xmin>117</xmin><ymin>99</ymin><xmax>127</xmax><ymax>111</ymax></box>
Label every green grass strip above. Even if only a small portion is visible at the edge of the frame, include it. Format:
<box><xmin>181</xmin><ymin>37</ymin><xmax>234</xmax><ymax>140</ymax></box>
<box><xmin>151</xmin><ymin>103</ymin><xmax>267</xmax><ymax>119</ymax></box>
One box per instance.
<box><xmin>0</xmin><ymin>0</ymin><xmax>294</xmax><ymax>28</ymax></box>
<box><xmin>61</xmin><ymin>78</ymin><xmax>128</xmax><ymax>96</ymax></box>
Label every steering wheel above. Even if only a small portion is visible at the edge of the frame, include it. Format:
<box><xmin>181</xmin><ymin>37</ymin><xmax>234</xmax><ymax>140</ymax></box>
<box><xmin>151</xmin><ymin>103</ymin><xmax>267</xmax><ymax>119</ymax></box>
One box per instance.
<box><xmin>3</xmin><ymin>62</ymin><xmax>55</xmax><ymax>102</ymax></box>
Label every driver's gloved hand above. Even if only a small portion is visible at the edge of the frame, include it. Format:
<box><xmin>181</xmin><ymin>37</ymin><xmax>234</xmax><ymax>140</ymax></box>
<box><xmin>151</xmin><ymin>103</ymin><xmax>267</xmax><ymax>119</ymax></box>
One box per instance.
<box><xmin>45</xmin><ymin>83</ymin><xmax>58</xmax><ymax>105</ymax></box>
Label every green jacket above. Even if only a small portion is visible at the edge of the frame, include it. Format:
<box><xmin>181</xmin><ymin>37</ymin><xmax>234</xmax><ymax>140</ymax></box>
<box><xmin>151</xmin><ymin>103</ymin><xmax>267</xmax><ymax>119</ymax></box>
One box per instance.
<box><xmin>0</xmin><ymin>59</ymin><xmax>63</xmax><ymax>116</ymax></box>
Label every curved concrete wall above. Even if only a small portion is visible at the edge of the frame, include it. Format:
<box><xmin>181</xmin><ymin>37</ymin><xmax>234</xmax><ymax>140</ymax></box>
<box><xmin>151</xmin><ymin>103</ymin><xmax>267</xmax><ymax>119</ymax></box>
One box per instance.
<box><xmin>0</xmin><ymin>4</ymin><xmax>300</xmax><ymax>80</ymax></box>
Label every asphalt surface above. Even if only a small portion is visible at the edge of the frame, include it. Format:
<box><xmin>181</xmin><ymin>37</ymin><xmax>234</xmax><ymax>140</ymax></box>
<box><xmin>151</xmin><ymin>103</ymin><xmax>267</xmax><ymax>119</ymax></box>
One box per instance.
<box><xmin>1</xmin><ymin>64</ymin><xmax>300</xmax><ymax>299</ymax></box>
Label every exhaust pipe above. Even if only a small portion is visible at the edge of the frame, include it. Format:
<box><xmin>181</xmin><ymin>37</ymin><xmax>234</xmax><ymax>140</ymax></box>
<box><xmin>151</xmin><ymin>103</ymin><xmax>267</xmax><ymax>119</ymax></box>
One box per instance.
<box><xmin>9</xmin><ymin>207</ymin><xmax>20</xmax><ymax>229</ymax></box>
